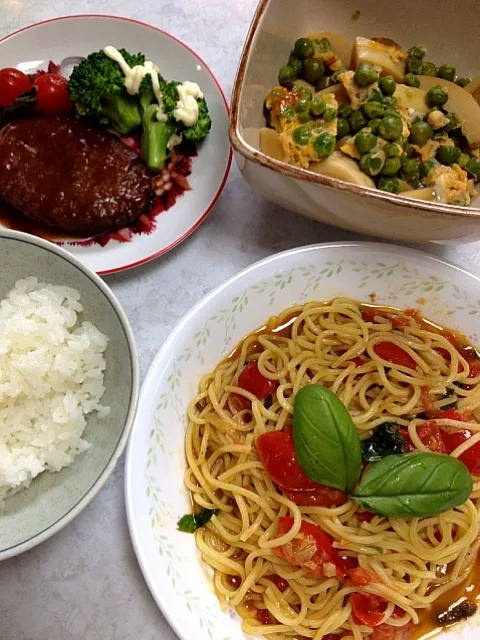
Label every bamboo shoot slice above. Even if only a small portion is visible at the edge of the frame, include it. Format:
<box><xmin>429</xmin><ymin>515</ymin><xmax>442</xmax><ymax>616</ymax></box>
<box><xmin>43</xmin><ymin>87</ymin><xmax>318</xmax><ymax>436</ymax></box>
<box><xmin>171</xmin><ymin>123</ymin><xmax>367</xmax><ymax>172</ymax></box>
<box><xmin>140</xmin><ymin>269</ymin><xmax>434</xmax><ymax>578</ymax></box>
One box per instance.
<box><xmin>350</xmin><ymin>36</ymin><xmax>405</xmax><ymax>81</ymax></box>
<box><xmin>310</xmin><ymin>151</ymin><xmax>375</xmax><ymax>187</ymax></box>
<box><xmin>418</xmin><ymin>76</ymin><xmax>480</xmax><ymax>147</ymax></box>
<box><xmin>307</xmin><ymin>32</ymin><xmax>353</xmax><ymax>67</ymax></box>
<box><xmin>394</xmin><ymin>84</ymin><xmax>429</xmax><ymax>115</ymax></box>
<box><xmin>402</xmin><ymin>187</ymin><xmax>438</xmax><ymax>201</ymax></box>
<box><xmin>259</xmin><ymin>128</ymin><xmax>286</xmax><ymax>161</ymax></box>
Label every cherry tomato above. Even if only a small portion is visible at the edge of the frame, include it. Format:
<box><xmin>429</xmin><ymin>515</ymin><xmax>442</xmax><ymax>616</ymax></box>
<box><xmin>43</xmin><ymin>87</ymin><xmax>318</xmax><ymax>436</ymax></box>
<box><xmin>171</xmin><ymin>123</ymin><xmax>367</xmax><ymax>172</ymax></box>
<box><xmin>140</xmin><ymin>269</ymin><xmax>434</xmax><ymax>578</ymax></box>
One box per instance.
<box><xmin>256</xmin><ymin>430</ymin><xmax>347</xmax><ymax>506</ymax></box>
<box><xmin>350</xmin><ymin>592</ymin><xmax>388</xmax><ymax>626</ymax></box>
<box><xmin>0</xmin><ymin>67</ymin><xmax>31</xmax><ymax>107</ymax></box>
<box><xmin>237</xmin><ymin>361</ymin><xmax>278</xmax><ymax>400</ymax></box>
<box><xmin>442</xmin><ymin>428</ymin><xmax>480</xmax><ymax>475</ymax></box>
<box><xmin>373</xmin><ymin>342</ymin><xmax>416</xmax><ymax>369</ymax></box>
<box><xmin>33</xmin><ymin>74</ymin><xmax>73</xmax><ymax>114</ymax></box>
<box><xmin>370</xmin><ymin>621</ymin><xmax>413</xmax><ymax>640</ymax></box>
<box><xmin>273</xmin><ymin>516</ymin><xmax>347</xmax><ymax>580</ymax></box>
<box><xmin>263</xmin><ymin>574</ymin><xmax>288</xmax><ymax>592</ymax></box>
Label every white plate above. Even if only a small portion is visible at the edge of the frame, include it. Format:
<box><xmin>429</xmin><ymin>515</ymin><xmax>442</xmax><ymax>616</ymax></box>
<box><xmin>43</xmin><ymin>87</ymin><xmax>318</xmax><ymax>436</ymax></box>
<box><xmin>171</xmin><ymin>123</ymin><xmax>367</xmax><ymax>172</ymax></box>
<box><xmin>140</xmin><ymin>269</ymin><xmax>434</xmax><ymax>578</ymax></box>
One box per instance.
<box><xmin>0</xmin><ymin>15</ymin><xmax>231</xmax><ymax>275</ymax></box>
<box><xmin>126</xmin><ymin>241</ymin><xmax>480</xmax><ymax>640</ymax></box>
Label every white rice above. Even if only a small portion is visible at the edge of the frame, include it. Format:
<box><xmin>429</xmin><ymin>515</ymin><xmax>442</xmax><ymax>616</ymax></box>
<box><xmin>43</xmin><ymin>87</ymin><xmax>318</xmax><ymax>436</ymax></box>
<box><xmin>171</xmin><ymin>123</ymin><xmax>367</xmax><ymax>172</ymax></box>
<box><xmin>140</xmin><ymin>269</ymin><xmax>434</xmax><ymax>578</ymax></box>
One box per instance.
<box><xmin>0</xmin><ymin>277</ymin><xmax>110</xmax><ymax>507</ymax></box>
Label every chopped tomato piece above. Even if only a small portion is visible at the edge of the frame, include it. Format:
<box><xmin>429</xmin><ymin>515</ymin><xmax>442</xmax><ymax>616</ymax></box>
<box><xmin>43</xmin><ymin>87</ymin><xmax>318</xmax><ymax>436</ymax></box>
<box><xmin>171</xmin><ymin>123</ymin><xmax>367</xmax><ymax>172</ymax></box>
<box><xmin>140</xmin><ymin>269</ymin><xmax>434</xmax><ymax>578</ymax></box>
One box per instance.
<box><xmin>282</xmin><ymin>486</ymin><xmax>348</xmax><ymax>507</ymax></box>
<box><xmin>350</xmin><ymin>592</ymin><xmax>388</xmax><ymax>627</ymax></box>
<box><xmin>256</xmin><ymin>430</ymin><xmax>347</xmax><ymax>506</ymax></box>
<box><xmin>370</xmin><ymin>621</ymin><xmax>413</xmax><ymax>640</ymax></box>
<box><xmin>433</xmin><ymin>408</ymin><xmax>468</xmax><ymax>422</ymax></box>
<box><xmin>264</xmin><ymin>574</ymin><xmax>288</xmax><ymax>592</ymax></box>
<box><xmin>373</xmin><ymin>342</ymin><xmax>416</xmax><ymax>369</ymax></box>
<box><xmin>420</xmin><ymin>386</ymin><xmax>436</xmax><ymax>414</ymax></box>
<box><xmin>441</xmin><ymin>428</ymin><xmax>480</xmax><ymax>475</ymax></box>
<box><xmin>274</xmin><ymin>517</ymin><xmax>347</xmax><ymax>580</ymax></box>
<box><xmin>352</xmin><ymin>356</ymin><xmax>365</xmax><ymax>367</ymax></box>
<box><xmin>255</xmin><ymin>608</ymin><xmax>275</xmax><ymax>625</ymax></box>
<box><xmin>238</xmin><ymin>361</ymin><xmax>278</xmax><ymax>400</ymax></box>
<box><xmin>356</xmin><ymin>510</ymin><xmax>375</xmax><ymax>523</ymax></box>
<box><xmin>417</xmin><ymin>421</ymin><xmax>447</xmax><ymax>453</ymax></box>
<box><xmin>348</xmin><ymin>567</ymin><xmax>376</xmax><ymax>586</ymax></box>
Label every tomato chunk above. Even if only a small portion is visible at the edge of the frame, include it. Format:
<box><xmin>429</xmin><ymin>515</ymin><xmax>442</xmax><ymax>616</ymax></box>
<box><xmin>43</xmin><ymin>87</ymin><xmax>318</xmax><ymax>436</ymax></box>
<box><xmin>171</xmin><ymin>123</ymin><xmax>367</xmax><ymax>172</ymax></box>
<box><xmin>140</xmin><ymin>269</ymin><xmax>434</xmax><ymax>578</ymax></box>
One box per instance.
<box><xmin>274</xmin><ymin>516</ymin><xmax>347</xmax><ymax>580</ymax></box>
<box><xmin>238</xmin><ymin>361</ymin><xmax>278</xmax><ymax>400</ymax></box>
<box><xmin>441</xmin><ymin>428</ymin><xmax>480</xmax><ymax>475</ymax></box>
<box><xmin>350</xmin><ymin>592</ymin><xmax>388</xmax><ymax>626</ymax></box>
<box><xmin>348</xmin><ymin>567</ymin><xmax>376</xmax><ymax>586</ymax></box>
<box><xmin>264</xmin><ymin>574</ymin><xmax>288</xmax><ymax>592</ymax></box>
<box><xmin>256</xmin><ymin>430</ymin><xmax>347</xmax><ymax>506</ymax></box>
<box><xmin>373</xmin><ymin>342</ymin><xmax>416</xmax><ymax>369</ymax></box>
<box><xmin>417</xmin><ymin>421</ymin><xmax>446</xmax><ymax>453</ymax></box>
<box><xmin>255</xmin><ymin>608</ymin><xmax>275</xmax><ymax>625</ymax></box>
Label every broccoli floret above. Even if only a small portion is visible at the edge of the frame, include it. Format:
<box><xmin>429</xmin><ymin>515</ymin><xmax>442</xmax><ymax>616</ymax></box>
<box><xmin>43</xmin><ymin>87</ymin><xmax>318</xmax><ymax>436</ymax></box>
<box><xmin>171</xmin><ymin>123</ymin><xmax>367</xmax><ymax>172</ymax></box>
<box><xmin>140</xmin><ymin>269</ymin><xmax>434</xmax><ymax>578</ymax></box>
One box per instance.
<box><xmin>68</xmin><ymin>49</ymin><xmax>144</xmax><ymax>134</ymax></box>
<box><xmin>141</xmin><ymin>104</ymin><xmax>176</xmax><ymax>172</ymax></box>
<box><xmin>182</xmin><ymin>98</ymin><xmax>212</xmax><ymax>142</ymax></box>
<box><xmin>161</xmin><ymin>81</ymin><xmax>180</xmax><ymax>115</ymax></box>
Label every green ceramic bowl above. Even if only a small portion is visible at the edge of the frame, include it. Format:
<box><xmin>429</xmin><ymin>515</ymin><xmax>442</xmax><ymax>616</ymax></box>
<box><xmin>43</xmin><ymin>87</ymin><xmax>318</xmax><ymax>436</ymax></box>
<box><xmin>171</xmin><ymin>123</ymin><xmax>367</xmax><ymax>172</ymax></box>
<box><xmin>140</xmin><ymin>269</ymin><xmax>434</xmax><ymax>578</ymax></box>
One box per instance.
<box><xmin>0</xmin><ymin>230</ymin><xmax>139</xmax><ymax>560</ymax></box>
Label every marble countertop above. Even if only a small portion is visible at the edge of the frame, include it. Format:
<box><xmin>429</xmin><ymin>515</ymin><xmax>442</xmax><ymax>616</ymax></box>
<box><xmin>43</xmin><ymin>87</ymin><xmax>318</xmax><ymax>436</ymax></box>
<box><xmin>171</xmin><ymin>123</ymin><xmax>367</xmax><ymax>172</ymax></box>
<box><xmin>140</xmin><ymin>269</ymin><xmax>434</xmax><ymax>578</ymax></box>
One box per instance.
<box><xmin>1</xmin><ymin>1</ymin><xmax>480</xmax><ymax>639</ymax></box>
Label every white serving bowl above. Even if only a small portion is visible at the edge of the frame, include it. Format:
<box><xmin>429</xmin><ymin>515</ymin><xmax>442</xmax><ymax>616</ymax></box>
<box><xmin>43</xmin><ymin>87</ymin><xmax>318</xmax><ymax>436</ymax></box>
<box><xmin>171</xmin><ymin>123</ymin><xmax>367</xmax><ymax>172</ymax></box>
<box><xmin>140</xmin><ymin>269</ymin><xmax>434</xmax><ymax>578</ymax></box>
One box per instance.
<box><xmin>0</xmin><ymin>229</ymin><xmax>139</xmax><ymax>560</ymax></box>
<box><xmin>230</xmin><ymin>0</ymin><xmax>480</xmax><ymax>243</ymax></box>
<box><xmin>126</xmin><ymin>241</ymin><xmax>480</xmax><ymax>640</ymax></box>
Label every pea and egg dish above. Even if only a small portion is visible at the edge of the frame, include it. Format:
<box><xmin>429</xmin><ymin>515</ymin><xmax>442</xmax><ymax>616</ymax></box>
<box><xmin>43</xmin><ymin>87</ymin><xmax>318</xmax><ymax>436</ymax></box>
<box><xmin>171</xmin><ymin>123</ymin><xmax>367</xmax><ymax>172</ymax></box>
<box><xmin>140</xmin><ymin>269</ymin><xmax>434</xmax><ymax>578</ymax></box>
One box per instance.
<box><xmin>261</xmin><ymin>34</ymin><xmax>480</xmax><ymax>206</ymax></box>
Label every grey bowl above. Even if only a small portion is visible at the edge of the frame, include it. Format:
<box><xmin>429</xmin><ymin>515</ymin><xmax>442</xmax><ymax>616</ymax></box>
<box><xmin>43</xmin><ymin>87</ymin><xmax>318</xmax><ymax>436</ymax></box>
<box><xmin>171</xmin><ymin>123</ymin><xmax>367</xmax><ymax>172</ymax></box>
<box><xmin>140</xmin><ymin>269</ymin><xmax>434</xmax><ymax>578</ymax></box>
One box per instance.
<box><xmin>0</xmin><ymin>230</ymin><xmax>139</xmax><ymax>560</ymax></box>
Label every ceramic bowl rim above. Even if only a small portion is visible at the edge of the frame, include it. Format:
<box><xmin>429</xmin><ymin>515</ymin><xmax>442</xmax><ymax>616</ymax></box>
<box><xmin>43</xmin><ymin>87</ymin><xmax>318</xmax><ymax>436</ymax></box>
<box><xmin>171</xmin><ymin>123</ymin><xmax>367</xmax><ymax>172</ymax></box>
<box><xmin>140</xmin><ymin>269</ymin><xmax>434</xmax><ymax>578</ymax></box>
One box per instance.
<box><xmin>229</xmin><ymin>0</ymin><xmax>480</xmax><ymax>221</ymax></box>
<box><xmin>0</xmin><ymin>228</ymin><xmax>140</xmax><ymax>561</ymax></box>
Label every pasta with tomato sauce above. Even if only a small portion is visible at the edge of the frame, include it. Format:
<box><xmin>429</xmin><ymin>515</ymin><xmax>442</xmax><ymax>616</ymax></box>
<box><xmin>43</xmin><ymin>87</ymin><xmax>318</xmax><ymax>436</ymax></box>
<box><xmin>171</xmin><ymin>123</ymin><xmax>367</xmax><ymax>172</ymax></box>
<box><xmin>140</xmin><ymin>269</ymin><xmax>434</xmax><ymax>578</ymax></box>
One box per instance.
<box><xmin>183</xmin><ymin>299</ymin><xmax>480</xmax><ymax>640</ymax></box>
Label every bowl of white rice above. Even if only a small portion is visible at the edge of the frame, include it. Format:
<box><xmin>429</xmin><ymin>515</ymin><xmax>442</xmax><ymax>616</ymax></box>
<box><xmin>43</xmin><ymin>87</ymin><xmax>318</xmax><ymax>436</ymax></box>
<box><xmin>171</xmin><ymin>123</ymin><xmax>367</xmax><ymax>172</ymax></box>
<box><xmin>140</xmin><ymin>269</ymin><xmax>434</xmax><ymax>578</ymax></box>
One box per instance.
<box><xmin>0</xmin><ymin>229</ymin><xmax>138</xmax><ymax>560</ymax></box>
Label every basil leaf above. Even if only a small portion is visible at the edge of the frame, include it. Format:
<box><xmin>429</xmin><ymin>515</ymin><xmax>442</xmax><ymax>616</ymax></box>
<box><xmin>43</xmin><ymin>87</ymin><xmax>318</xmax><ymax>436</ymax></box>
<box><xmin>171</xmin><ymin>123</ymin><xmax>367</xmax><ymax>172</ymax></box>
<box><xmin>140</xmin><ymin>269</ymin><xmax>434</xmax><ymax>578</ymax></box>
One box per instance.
<box><xmin>351</xmin><ymin>452</ymin><xmax>473</xmax><ymax>517</ymax></box>
<box><xmin>177</xmin><ymin>508</ymin><xmax>218</xmax><ymax>533</ymax></box>
<box><xmin>362</xmin><ymin>423</ymin><xmax>406</xmax><ymax>462</ymax></box>
<box><xmin>293</xmin><ymin>384</ymin><xmax>361</xmax><ymax>492</ymax></box>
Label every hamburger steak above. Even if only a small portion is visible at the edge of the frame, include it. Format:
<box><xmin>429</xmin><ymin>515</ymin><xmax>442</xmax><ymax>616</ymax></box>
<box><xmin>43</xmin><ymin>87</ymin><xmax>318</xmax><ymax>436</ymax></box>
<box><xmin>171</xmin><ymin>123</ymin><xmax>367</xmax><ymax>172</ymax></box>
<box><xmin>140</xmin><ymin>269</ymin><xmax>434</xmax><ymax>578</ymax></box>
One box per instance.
<box><xmin>0</xmin><ymin>115</ymin><xmax>151</xmax><ymax>236</ymax></box>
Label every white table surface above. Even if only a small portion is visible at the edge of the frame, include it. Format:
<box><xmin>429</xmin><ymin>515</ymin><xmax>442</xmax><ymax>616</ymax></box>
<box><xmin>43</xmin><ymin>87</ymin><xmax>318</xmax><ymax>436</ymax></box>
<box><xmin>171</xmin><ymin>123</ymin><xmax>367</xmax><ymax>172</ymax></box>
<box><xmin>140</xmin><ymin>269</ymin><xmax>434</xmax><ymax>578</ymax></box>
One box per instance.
<box><xmin>1</xmin><ymin>2</ymin><xmax>480</xmax><ymax>639</ymax></box>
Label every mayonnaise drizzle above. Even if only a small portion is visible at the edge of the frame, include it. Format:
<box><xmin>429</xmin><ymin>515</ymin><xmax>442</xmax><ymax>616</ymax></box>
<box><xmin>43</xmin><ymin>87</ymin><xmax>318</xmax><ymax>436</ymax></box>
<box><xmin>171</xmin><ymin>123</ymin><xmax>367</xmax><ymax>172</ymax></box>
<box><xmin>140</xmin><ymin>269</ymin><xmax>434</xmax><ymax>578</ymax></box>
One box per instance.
<box><xmin>103</xmin><ymin>45</ymin><xmax>168</xmax><ymax>121</ymax></box>
<box><xmin>174</xmin><ymin>81</ymin><xmax>204</xmax><ymax>127</ymax></box>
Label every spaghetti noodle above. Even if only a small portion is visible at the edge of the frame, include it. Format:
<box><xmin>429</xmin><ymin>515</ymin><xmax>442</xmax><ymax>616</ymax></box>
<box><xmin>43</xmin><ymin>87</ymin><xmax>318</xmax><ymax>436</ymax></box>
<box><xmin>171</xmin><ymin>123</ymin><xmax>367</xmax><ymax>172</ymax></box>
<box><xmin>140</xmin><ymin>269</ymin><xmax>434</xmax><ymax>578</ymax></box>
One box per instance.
<box><xmin>184</xmin><ymin>299</ymin><xmax>480</xmax><ymax>640</ymax></box>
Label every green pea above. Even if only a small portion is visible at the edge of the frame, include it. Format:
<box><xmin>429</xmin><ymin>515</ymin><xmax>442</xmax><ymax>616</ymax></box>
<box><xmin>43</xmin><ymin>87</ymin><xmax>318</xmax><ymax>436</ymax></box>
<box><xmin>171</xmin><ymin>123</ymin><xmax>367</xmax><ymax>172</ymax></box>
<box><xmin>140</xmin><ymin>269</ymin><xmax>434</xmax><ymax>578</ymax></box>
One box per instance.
<box><xmin>363</xmin><ymin>101</ymin><xmax>385</xmax><ymax>119</ymax></box>
<box><xmin>404</xmin><ymin>73</ymin><xmax>420</xmax><ymax>88</ymax></box>
<box><xmin>382</xmin><ymin>96</ymin><xmax>398</xmax><ymax>108</ymax></box>
<box><xmin>297</xmin><ymin>111</ymin><xmax>312</xmax><ymax>123</ymax></box>
<box><xmin>419</xmin><ymin>158</ymin><xmax>439</xmax><ymax>178</ymax></box>
<box><xmin>407</xmin><ymin>177</ymin><xmax>422</xmax><ymax>190</ymax></box>
<box><xmin>295</xmin><ymin>85</ymin><xmax>312</xmax><ymax>98</ymax></box>
<box><xmin>422</xmin><ymin>61</ymin><xmax>437</xmax><ymax>77</ymax></box>
<box><xmin>410</xmin><ymin>112</ymin><xmax>423</xmax><ymax>126</ymax></box>
<box><xmin>368</xmin><ymin>89</ymin><xmax>384</xmax><ymax>103</ymax></box>
<box><xmin>315</xmin><ymin>77</ymin><xmax>328</xmax><ymax>91</ymax></box>
<box><xmin>466</xmin><ymin>157</ymin><xmax>480</xmax><ymax>178</ymax></box>
<box><xmin>382</xmin><ymin>108</ymin><xmax>400</xmax><ymax>120</ymax></box>
<box><xmin>280</xmin><ymin>105</ymin><xmax>295</xmax><ymax>118</ymax></box>
<box><xmin>355</xmin><ymin>130</ymin><xmax>378</xmax><ymax>153</ymax></box>
<box><xmin>383</xmin><ymin>142</ymin><xmax>402</xmax><ymax>157</ymax></box>
<box><xmin>437</xmin><ymin>145</ymin><xmax>461</xmax><ymax>166</ymax></box>
<box><xmin>360</xmin><ymin>150</ymin><xmax>385</xmax><ymax>176</ymax></box>
<box><xmin>350</xmin><ymin>110</ymin><xmax>367</xmax><ymax>132</ymax></box>
<box><xmin>427</xmin><ymin>85</ymin><xmax>448</xmax><ymax>107</ymax></box>
<box><xmin>407</xmin><ymin>45</ymin><xmax>427</xmax><ymax>59</ymax></box>
<box><xmin>403</xmin><ymin>142</ymin><xmax>416</xmax><ymax>158</ymax></box>
<box><xmin>329</xmin><ymin>70</ymin><xmax>344</xmax><ymax>85</ymax></box>
<box><xmin>354</xmin><ymin>64</ymin><xmax>380</xmax><ymax>88</ymax></box>
<box><xmin>314</xmin><ymin>37</ymin><xmax>331</xmax><ymax>53</ymax></box>
<box><xmin>379</xmin><ymin>75</ymin><xmax>396</xmax><ymax>96</ymax></box>
<box><xmin>456</xmin><ymin>77</ymin><xmax>472</xmax><ymax>88</ymax></box>
<box><xmin>405</xmin><ymin>57</ymin><xmax>423</xmax><ymax>75</ymax></box>
<box><xmin>377</xmin><ymin>177</ymin><xmax>401</xmax><ymax>193</ymax></box>
<box><xmin>337</xmin><ymin>118</ymin><xmax>351</xmax><ymax>138</ymax></box>
<box><xmin>295</xmin><ymin>97</ymin><xmax>311</xmax><ymax>112</ymax></box>
<box><xmin>288</xmin><ymin>55</ymin><xmax>304</xmax><ymax>76</ymax></box>
<box><xmin>314</xmin><ymin>132</ymin><xmax>336</xmax><ymax>159</ymax></box>
<box><xmin>293</xmin><ymin>125</ymin><xmax>311</xmax><ymax>145</ymax></box>
<box><xmin>379</xmin><ymin>115</ymin><xmax>403</xmax><ymax>141</ymax></box>
<box><xmin>323</xmin><ymin>107</ymin><xmax>337</xmax><ymax>122</ymax></box>
<box><xmin>410</xmin><ymin>121</ymin><xmax>434</xmax><ymax>146</ymax></box>
<box><xmin>437</xmin><ymin>64</ymin><xmax>456</xmax><ymax>82</ymax></box>
<box><xmin>311</xmin><ymin>97</ymin><xmax>326</xmax><ymax>116</ymax></box>
<box><xmin>294</xmin><ymin>37</ymin><xmax>314</xmax><ymax>59</ymax></box>
<box><xmin>304</xmin><ymin>58</ymin><xmax>325</xmax><ymax>85</ymax></box>
<box><xmin>381</xmin><ymin>156</ymin><xmax>402</xmax><ymax>176</ymax></box>
<box><xmin>458</xmin><ymin>153</ymin><xmax>470</xmax><ymax>169</ymax></box>
<box><xmin>368</xmin><ymin>118</ymin><xmax>382</xmax><ymax>135</ymax></box>
<box><xmin>401</xmin><ymin>157</ymin><xmax>420</xmax><ymax>179</ymax></box>
<box><xmin>278</xmin><ymin>65</ymin><xmax>297</xmax><ymax>86</ymax></box>
<box><xmin>338</xmin><ymin>102</ymin><xmax>353</xmax><ymax>118</ymax></box>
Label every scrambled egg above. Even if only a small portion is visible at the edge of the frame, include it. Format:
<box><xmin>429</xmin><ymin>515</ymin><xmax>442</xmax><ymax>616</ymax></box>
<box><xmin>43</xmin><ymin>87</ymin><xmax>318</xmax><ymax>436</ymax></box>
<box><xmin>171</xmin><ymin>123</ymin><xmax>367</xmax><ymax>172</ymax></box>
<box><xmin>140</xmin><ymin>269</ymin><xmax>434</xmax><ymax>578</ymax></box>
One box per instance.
<box><xmin>424</xmin><ymin>164</ymin><xmax>476</xmax><ymax>206</ymax></box>
<box><xmin>338</xmin><ymin>70</ymin><xmax>381</xmax><ymax>110</ymax></box>
<box><xmin>340</xmin><ymin>136</ymin><xmax>361</xmax><ymax>159</ymax></box>
<box><xmin>428</xmin><ymin>110</ymin><xmax>450</xmax><ymax>130</ymax></box>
